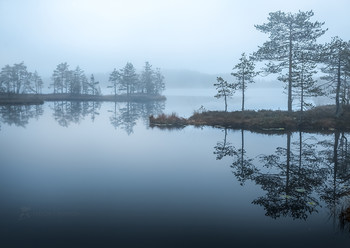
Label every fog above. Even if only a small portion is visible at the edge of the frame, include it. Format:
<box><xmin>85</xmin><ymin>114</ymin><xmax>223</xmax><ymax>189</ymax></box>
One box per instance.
<box><xmin>1</xmin><ymin>0</ymin><xmax>350</xmax><ymax>77</ymax></box>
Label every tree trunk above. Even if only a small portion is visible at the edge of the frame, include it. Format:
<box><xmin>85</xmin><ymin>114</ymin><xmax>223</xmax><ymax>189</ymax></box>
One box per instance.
<box><xmin>335</xmin><ymin>58</ymin><xmax>342</xmax><ymax>117</ymax></box>
<box><xmin>242</xmin><ymin>76</ymin><xmax>245</xmax><ymax>112</ymax></box>
<box><xmin>288</xmin><ymin>27</ymin><xmax>293</xmax><ymax>112</ymax></box>
<box><xmin>288</xmin><ymin>36</ymin><xmax>293</xmax><ymax>113</ymax></box>
<box><xmin>224</xmin><ymin>95</ymin><xmax>227</xmax><ymax>112</ymax></box>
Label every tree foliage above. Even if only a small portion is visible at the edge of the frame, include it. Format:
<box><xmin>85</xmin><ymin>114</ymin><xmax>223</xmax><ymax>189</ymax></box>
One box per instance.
<box><xmin>254</xmin><ymin>10</ymin><xmax>327</xmax><ymax>112</ymax></box>
<box><xmin>0</xmin><ymin>62</ymin><xmax>43</xmax><ymax>94</ymax></box>
<box><xmin>321</xmin><ymin>37</ymin><xmax>350</xmax><ymax>117</ymax></box>
<box><xmin>214</xmin><ymin>77</ymin><xmax>235</xmax><ymax>112</ymax></box>
<box><xmin>231</xmin><ymin>53</ymin><xmax>258</xmax><ymax>111</ymax></box>
<box><xmin>51</xmin><ymin>62</ymin><xmax>98</xmax><ymax>95</ymax></box>
<box><xmin>108</xmin><ymin>61</ymin><xmax>165</xmax><ymax>96</ymax></box>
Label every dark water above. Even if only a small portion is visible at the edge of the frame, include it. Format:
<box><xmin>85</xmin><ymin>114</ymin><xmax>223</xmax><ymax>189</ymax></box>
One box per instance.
<box><xmin>0</xmin><ymin>94</ymin><xmax>349</xmax><ymax>247</ymax></box>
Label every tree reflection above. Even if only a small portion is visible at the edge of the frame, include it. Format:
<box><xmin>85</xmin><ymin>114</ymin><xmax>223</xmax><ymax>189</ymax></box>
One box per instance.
<box><xmin>230</xmin><ymin>129</ymin><xmax>257</xmax><ymax>186</ymax></box>
<box><xmin>213</xmin><ymin>128</ymin><xmax>234</xmax><ymax>160</ymax></box>
<box><xmin>213</xmin><ymin>130</ymin><xmax>350</xmax><ymax>221</ymax></box>
<box><xmin>213</xmin><ymin>128</ymin><xmax>257</xmax><ymax>185</ymax></box>
<box><xmin>52</xmin><ymin>101</ymin><xmax>101</xmax><ymax>127</ymax></box>
<box><xmin>109</xmin><ymin>101</ymin><xmax>164</xmax><ymax>135</ymax></box>
<box><xmin>256</xmin><ymin>132</ymin><xmax>325</xmax><ymax>220</ymax></box>
<box><xmin>318</xmin><ymin>132</ymin><xmax>350</xmax><ymax>231</ymax></box>
<box><xmin>0</xmin><ymin>104</ymin><xmax>43</xmax><ymax>127</ymax></box>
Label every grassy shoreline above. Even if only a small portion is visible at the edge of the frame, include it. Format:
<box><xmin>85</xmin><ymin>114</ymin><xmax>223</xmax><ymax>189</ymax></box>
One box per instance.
<box><xmin>149</xmin><ymin>105</ymin><xmax>350</xmax><ymax>132</ymax></box>
<box><xmin>0</xmin><ymin>93</ymin><xmax>166</xmax><ymax>105</ymax></box>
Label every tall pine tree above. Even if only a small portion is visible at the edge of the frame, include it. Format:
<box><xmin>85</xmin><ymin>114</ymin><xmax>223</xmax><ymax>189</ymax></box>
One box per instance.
<box><xmin>254</xmin><ymin>10</ymin><xmax>326</xmax><ymax>112</ymax></box>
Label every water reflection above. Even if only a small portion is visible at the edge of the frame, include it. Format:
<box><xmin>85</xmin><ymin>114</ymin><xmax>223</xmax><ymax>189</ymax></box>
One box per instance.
<box><xmin>52</xmin><ymin>101</ymin><xmax>102</xmax><ymax>127</ymax></box>
<box><xmin>0</xmin><ymin>101</ymin><xmax>165</xmax><ymax>134</ymax></box>
<box><xmin>109</xmin><ymin>101</ymin><xmax>165</xmax><ymax>135</ymax></box>
<box><xmin>0</xmin><ymin>104</ymin><xmax>43</xmax><ymax>127</ymax></box>
<box><xmin>214</xmin><ymin>130</ymin><xmax>350</xmax><ymax>225</ymax></box>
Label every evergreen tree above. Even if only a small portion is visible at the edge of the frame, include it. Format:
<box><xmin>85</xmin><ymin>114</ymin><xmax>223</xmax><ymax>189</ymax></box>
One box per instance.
<box><xmin>120</xmin><ymin>62</ymin><xmax>138</xmax><ymax>95</ymax></box>
<box><xmin>292</xmin><ymin>51</ymin><xmax>322</xmax><ymax>114</ymax></box>
<box><xmin>321</xmin><ymin>37</ymin><xmax>350</xmax><ymax>117</ymax></box>
<box><xmin>108</xmin><ymin>68</ymin><xmax>121</xmax><ymax>97</ymax></box>
<box><xmin>0</xmin><ymin>65</ymin><xmax>13</xmax><ymax>93</ymax></box>
<box><xmin>231</xmin><ymin>53</ymin><xmax>258</xmax><ymax>111</ymax></box>
<box><xmin>89</xmin><ymin>74</ymin><xmax>100</xmax><ymax>95</ymax></box>
<box><xmin>254</xmin><ymin>10</ymin><xmax>327</xmax><ymax>112</ymax></box>
<box><xmin>141</xmin><ymin>61</ymin><xmax>155</xmax><ymax>94</ymax></box>
<box><xmin>12</xmin><ymin>62</ymin><xmax>28</xmax><ymax>94</ymax></box>
<box><xmin>214</xmin><ymin>77</ymin><xmax>235</xmax><ymax>112</ymax></box>
<box><xmin>31</xmin><ymin>71</ymin><xmax>43</xmax><ymax>94</ymax></box>
<box><xmin>154</xmin><ymin>68</ymin><xmax>165</xmax><ymax>94</ymax></box>
<box><xmin>51</xmin><ymin>62</ymin><xmax>70</xmax><ymax>93</ymax></box>
<box><xmin>70</xmin><ymin>66</ymin><xmax>84</xmax><ymax>94</ymax></box>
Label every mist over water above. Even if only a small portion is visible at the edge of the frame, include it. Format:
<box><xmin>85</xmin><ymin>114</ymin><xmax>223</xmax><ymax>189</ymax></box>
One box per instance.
<box><xmin>0</xmin><ymin>91</ymin><xmax>349</xmax><ymax>247</ymax></box>
<box><xmin>1</xmin><ymin>0</ymin><xmax>350</xmax><ymax>247</ymax></box>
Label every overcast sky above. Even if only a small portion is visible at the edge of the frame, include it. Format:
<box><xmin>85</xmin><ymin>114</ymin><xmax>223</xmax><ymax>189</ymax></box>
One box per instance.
<box><xmin>1</xmin><ymin>0</ymin><xmax>349</xmax><ymax>75</ymax></box>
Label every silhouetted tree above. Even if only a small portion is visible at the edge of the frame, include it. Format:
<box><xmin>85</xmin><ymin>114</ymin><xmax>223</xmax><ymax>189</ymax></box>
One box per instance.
<box><xmin>231</xmin><ymin>53</ymin><xmax>258</xmax><ymax>111</ymax></box>
<box><xmin>254</xmin><ymin>10</ymin><xmax>327</xmax><ymax>112</ymax></box>
<box><xmin>120</xmin><ymin>62</ymin><xmax>138</xmax><ymax>95</ymax></box>
<box><xmin>154</xmin><ymin>68</ymin><xmax>165</xmax><ymax>94</ymax></box>
<box><xmin>292</xmin><ymin>51</ymin><xmax>323</xmax><ymax>114</ymax></box>
<box><xmin>51</xmin><ymin>62</ymin><xmax>70</xmax><ymax>94</ymax></box>
<box><xmin>108</xmin><ymin>68</ymin><xmax>121</xmax><ymax>97</ymax></box>
<box><xmin>31</xmin><ymin>71</ymin><xmax>43</xmax><ymax>94</ymax></box>
<box><xmin>0</xmin><ymin>62</ymin><xmax>42</xmax><ymax>94</ymax></box>
<box><xmin>321</xmin><ymin>37</ymin><xmax>350</xmax><ymax>117</ymax></box>
<box><xmin>70</xmin><ymin>66</ymin><xmax>85</xmax><ymax>94</ymax></box>
<box><xmin>89</xmin><ymin>74</ymin><xmax>100</xmax><ymax>96</ymax></box>
<box><xmin>214</xmin><ymin>77</ymin><xmax>235</xmax><ymax>112</ymax></box>
<box><xmin>141</xmin><ymin>61</ymin><xmax>155</xmax><ymax>94</ymax></box>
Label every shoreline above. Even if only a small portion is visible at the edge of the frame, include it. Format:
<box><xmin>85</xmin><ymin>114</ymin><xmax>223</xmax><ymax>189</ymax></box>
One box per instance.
<box><xmin>0</xmin><ymin>93</ymin><xmax>166</xmax><ymax>105</ymax></box>
<box><xmin>149</xmin><ymin>105</ymin><xmax>350</xmax><ymax>133</ymax></box>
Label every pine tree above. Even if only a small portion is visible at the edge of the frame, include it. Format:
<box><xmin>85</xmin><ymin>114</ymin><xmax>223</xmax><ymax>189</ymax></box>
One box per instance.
<box><xmin>12</xmin><ymin>62</ymin><xmax>28</xmax><ymax>94</ymax></box>
<box><xmin>231</xmin><ymin>53</ymin><xmax>258</xmax><ymax>111</ymax></box>
<box><xmin>89</xmin><ymin>74</ymin><xmax>100</xmax><ymax>95</ymax></box>
<box><xmin>120</xmin><ymin>62</ymin><xmax>138</xmax><ymax>95</ymax></box>
<box><xmin>31</xmin><ymin>71</ymin><xmax>43</xmax><ymax>94</ymax></box>
<box><xmin>154</xmin><ymin>68</ymin><xmax>165</xmax><ymax>94</ymax></box>
<box><xmin>254</xmin><ymin>10</ymin><xmax>327</xmax><ymax>112</ymax></box>
<box><xmin>321</xmin><ymin>37</ymin><xmax>350</xmax><ymax>117</ymax></box>
<box><xmin>51</xmin><ymin>62</ymin><xmax>70</xmax><ymax>94</ymax></box>
<box><xmin>108</xmin><ymin>68</ymin><xmax>121</xmax><ymax>97</ymax></box>
<box><xmin>292</xmin><ymin>51</ymin><xmax>322</xmax><ymax>114</ymax></box>
<box><xmin>0</xmin><ymin>65</ymin><xmax>13</xmax><ymax>93</ymax></box>
<box><xmin>141</xmin><ymin>61</ymin><xmax>155</xmax><ymax>94</ymax></box>
<box><xmin>214</xmin><ymin>77</ymin><xmax>235</xmax><ymax>112</ymax></box>
<box><xmin>70</xmin><ymin>66</ymin><xmax>84</xmax><ymax>94</ymax></box>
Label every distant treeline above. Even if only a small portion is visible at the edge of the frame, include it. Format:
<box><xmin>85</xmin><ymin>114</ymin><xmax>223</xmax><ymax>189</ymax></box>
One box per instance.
<box><xmin>0</xmin><ymin>61</ymin><xmax>165</xmax><ymax>96</ymax></box>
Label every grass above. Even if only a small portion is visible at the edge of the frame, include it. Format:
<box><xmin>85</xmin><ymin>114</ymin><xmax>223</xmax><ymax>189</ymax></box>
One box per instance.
<box><xmin>149</xmin><ymin>113</ymin><xmax>187</xmax><ymax>128</ymax></box>
<box><xmin>149</xmin><ymin>105</ymin><xmax>350</xmax><ymax>132</ymax></box>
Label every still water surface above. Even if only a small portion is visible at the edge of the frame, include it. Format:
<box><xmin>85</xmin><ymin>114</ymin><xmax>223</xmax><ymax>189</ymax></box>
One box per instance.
<box><xmin>0</xmin><ymin>89</ymin><xmax>349</xmax><ymax>247</ymax></box>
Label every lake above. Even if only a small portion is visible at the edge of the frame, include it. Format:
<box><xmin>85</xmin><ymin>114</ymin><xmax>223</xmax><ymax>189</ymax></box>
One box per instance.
<box><xmin>0</xmin><ymin>88</ymin><xmax>349</xmax><ymax>248</ymax></box>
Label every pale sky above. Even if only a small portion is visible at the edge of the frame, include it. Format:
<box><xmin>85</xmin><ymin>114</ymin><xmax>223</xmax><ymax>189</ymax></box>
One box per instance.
<box><xmin>1</xmin><ymin>0</ymin><xmax>349</xmax><ymax>75</ymax></box>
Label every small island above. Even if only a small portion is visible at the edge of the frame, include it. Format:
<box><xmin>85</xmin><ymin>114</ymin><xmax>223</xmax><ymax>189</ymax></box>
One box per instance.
<box><xmin>149</xmin><ymin>105</ymin><xmax>350</xmax><ymax>132</ymax></box>
<box><xmin>0</xmin><ymin>61</ymin><xmax>166</xmax><ymax>105</ymax></box>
